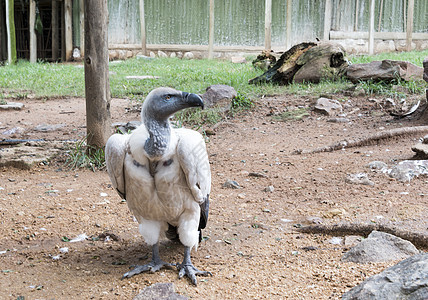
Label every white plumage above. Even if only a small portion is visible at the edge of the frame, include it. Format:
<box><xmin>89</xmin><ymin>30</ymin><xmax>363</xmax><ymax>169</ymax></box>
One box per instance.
<box><xmin>105</xmin><ymin>87</ymin><xmax>211</xmax><ymax>285</ymax></box>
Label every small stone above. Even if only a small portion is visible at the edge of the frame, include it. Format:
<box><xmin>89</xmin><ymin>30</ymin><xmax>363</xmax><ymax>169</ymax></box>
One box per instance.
<box><xmin>327</xmin><ymin>117</ymin><xmax>350</xmax><ymax>123</ymax></box>
<box><xmin>0</xmin><ymin>102</ymin><xmax>24</xmax><ymax>110</ymax></box>
<box><xmin>314</xmin><ymin>98</ymin><xmax>342</xmax><ymax>116</ymax></box>
<box><xmin>183</xmin><ymin>52</ymin><xmax>194</xmax><ymax>60</ymax></box>
<box><xmin>223</xmin><ymin>179</ymin><xmax>241</xmax><ymax>189</ymax></box>
<box><xmin>125</xmin><ymin>75</ymin><xmax>160</xmax><ymax>80</ymax></box>
<box><xmin>323</xmin><ymin>208</ymin><xmax>345</xmax><ymax>218</ymax></box>
<box><xmin>157</xmin><ymin>50</ymin><xmax>168</xmax><ymax>58</ymax></box>
<box><xmin>231</xmin><ymin>56</ymin><xmax>246</xmax><ymax>64</ymax></box>
<box><xmin>329</xmin><ymin>237</ymin><xmax>343</xmax><ymax>245</ymax></box>
<box><xmin>264</xmin><ymin>186</ymin><xmax>274</xmax><ymax>192</ymax></box>
<box><xmin>344</xmin><ymin>235</ymin><xmax>363</xmax><ymax>247</ymax></box>
<box><xmin>345</xmin><ymin>173</ymin><xmax>374</xmax><ymax>186</ymax></box>
<box><xmin>248</xmin><ymin>172</ymin><xmax>268</xmax><ymax>178</ymax></box>
<box><xmin>367</xmin><ymin>161</ymin><xmax>388</xmax><ymax>170</ymax></box>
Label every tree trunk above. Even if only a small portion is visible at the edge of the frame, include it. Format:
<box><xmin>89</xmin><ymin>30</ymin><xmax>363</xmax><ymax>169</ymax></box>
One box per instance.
<box><xmin>84</xmin><ymin>0</ymin><xmax>111</xmax><ymax>148</ymax></box>
<box><xmin>6</xmin><ymin>0</ymin><xmax>16</xmax><ymax>64</ymax></box>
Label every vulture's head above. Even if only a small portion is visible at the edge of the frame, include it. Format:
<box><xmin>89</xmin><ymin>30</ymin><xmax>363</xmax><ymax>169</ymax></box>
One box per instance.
<box><xmin>142</xmin><ymin>87</ymin><xmax>204</xmax><ymax>122</ymax></box>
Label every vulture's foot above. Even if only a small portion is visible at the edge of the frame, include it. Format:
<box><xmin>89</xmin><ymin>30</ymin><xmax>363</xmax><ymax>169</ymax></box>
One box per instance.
<box><xmin>177</xmin><ymin>246</ymin><xmax>212</xmax><ymax>285</ymax></box>
<box><xmin>122</xmin><ymin>243</ymin><xmax>173</xmax><ymax>279</ymax></box>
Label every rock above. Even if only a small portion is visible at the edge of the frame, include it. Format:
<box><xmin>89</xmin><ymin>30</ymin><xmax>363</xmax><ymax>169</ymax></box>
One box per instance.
<box><xmin>223</xmin><ymin>179</ymin><xmax>241</xmax><ymax>189</ymax></box>
<box><xmin>170</xmin><ymin>52</ymin><xmax>176</xmax><ymax>58</ymax></box>
<box><xmin>231</xmin><ymin>56</ymin><xmax>246</xmax><ymax>64</ymax></box>
<box><xmin>344</xmin><ymin>235</ymin><xmax>363</xmax><ymax>247</ymax></box>
<box><xmin>342</xmin><ymin>231</ymin><xmax>420</xmax><ymax>264</ymax></box>
<box><xmin>157</xmin><ymin>50</ymin><xmax>168</xmax><ymax>58</ymax></box>
<box><xmin>346</xmin><ymin>60</ymin><xmax>424</xmax><ymax>83</ymax></box>
<box><xmin>201</xmin><ymin>85</ymin><xmax>237</xmax><ymax>112</ymax></box>
<box><xmin>34</xmin><ymin>124</ymin><xmax>65</xmax><ymax>132</ymax></box>
<box><xmin>323</xmin><ymin>208</ymin><xmax>345</xmax><ymax>218</ymax></box>
<box><xmin>149</xmin><ymin>51</ymin><xmax>156</xmax><ymax>58</ymax></box>
<box><xmin>248</xmin><ymin>172</ymin><xmax>268</xmax><ymax>178</ymax></box>
<box><xmin>327</xmin><ymin>117</ymin><xmax>350</xmax><ymax>123</ymax></box>
<box><xmin>136</xmin><ymin>55</ymin><xmax>153</xmax><ymax>60</ymax></box>
<box><xmin>345</xmin><ymin>173</ymin><xmax>374</xmax><ymax>186</ymax></box>
<box><xmin>264</xmin><ymin>185</ymin><xmax>274</xmax><ymax>192</ymax></box>
<box><xmin>133</xmin><ymin>283</ymin><xmax>187</xmax><ymax>300</ymax></box>
<box><xmin>109</xmin><ymin>50</ymin><xmax>119</xmax><ymax>61</ymax></box>
<box><xmin>118</xmin><ymin>50</ymin><xmax>127</xmax><ymax>60</ymax></box>
<box><xmin>367</xmin><ymin>161</ymin><xmax>388</xmax><ymax>171</ymax></box>
<box><xmin>0</xmin><ymin>141</ymin><xmax>67</xmax><ymax>169</ymax></box>
<box><xmin>411</xmin><ymin>143</ymin><xmax>428</xmax><ymax>159</ymax></box>
<box><xmin>176</xmin><ymin>52</ymin><xmax>183</xmax><ymax>59</ymax></box>
<box><xmin>0</xmin><ymin>102</ymin><xmax>24</xmax><ymax>110</ymax></box>
<box><xmin>126</xmin><ymin>51</ymin><xmax>133</xmax><ymax>58</ymax></box>
<box><xmin>314</xmin><ymin>98</ymin><xmax>342</xmax><ymax>116</ymax></box>
<box><xmin>388</xmin><ymin>160</ymin><xmax>428</xmax><ymax>182</ymax></box>
<box><xmin>342</xmin><ymin>253</ymin><xmax>428</xmax><ymax>300</ymax></box>
<box><xmin>183</xmin><ymin>52</ymin><xmax>194</xmax><ymax>60</ymax></box>
<box><xmin>2</xmin><ymin>127</ymin><xmax>25</xmax><ymax>135</ymax></box>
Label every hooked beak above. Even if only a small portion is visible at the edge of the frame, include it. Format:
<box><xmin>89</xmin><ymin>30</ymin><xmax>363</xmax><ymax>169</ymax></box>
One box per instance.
<box><xmin>182</xmin><ymin>92</ymin><xmax>204</xmax><ymax>109</ymax></box>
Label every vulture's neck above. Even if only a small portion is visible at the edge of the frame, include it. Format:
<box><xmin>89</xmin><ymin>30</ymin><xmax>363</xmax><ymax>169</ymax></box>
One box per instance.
<box><xmin>144</xmin><ymin>118</ymin><xmax>171</xmax><ymax>159</ymax></box>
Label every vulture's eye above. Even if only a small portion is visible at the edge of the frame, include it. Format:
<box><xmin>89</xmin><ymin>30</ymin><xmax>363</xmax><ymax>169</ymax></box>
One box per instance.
<box><xmin>165</xmin><ymin>95</ymin><xmax>171</xmax><ymax>100</ymax></box>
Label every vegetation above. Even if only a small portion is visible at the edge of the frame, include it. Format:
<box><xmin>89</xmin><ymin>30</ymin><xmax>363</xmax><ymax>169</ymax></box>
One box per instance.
<box><xmin>1</xmin><ymin>49</ymin><xmax>427</xmax><ymax>169</ymax></box>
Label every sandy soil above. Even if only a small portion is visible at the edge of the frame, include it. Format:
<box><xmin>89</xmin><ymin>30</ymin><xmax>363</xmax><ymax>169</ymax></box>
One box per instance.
<box><xmin>0</xmin><ymin>93</ymin><xmax>427</xmax><ymax>299</ymax></box>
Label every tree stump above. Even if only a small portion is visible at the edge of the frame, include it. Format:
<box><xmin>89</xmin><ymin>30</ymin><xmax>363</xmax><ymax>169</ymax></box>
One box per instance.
<box><xmin>249</xmin><ymin>41</ymin><xmax>348</xmax><ymax>85</ymax></box>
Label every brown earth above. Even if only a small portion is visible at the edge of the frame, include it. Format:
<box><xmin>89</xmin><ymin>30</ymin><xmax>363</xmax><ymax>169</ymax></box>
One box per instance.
<box><xmin>0</xmin><ymin>93</ymin><xmax>427</xmax><ymax>299</ymax></box>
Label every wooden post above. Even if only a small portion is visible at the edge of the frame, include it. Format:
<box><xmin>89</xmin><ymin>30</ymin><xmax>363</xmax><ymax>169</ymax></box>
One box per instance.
<box><xmin>377</xmin><ymin>0</ymin><xmax>384</xmax><ymax>32</ymax></box>
<box><xmin>29</xmin><ymin>0</ymin><xmax>37</xmax><ymax>63</ymax></box>
<box><xmin>5</xmin><ymin>0</ymin><xmax>16</xmax><ymax>64</ymax></box>
<box><xmin>208</xmin><ymin>0</ymin><xmax>214</xmax><ymax>58</ymax></box>
<box><xmin>406</xmin><ymin>0</ymin><xmax>414</xmax><ymax>51</ymax></box>
<box><xmin>84</xmin><ymin>0</ymin><xmax>111</xmax><ymax>148</ymax></box>
<box><xmin>0</xmin><ymin>0</ymin><xmax>7</xmax><ymax>61</ymax></box>
<box><xmin>64</xmin><ymin>0</ymin><xmax>73</xmax><ymax>61</ymax></box>
<box><xmin>286</xmin><ymin>0</ymin><xmax>292</xmax><ymax>50</ymax></box>
<box><xmin>52</xmin><ymin>0</ymin><xmax>58</xmax><ymax>61</ymax></box>
<box><xmin>79</xmin><ymin>0</ymin><xmax>84</xmax><ymax>57</ymax></box>
<box><xmin>354</xmin><ymin>0</ymin><xmax>359</xmax><ymax>31</ymax></box>
<box><xmin>139</xmin><ymin>0</ymin><xmax>146</xmax><ymax>55</ymax></box>
<box><xmin>368</xmin><ymin>0</ymin><xmax>375</xmax><ymax>55</ymax></box>
<box><xmin>323</xmin><ymin>0</ymin><xmax>332</xmax><ymax>40</ymax></box>
<box><xmin>264</xmin><ymin>0</ymin><xmax>272</xmax><ymax>50</ymax></box>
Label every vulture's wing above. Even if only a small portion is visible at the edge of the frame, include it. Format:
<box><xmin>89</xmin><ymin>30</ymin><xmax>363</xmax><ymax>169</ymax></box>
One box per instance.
<box><xmin>176</xmin><ymin>128</ymin><xmax>211</xmax><ymax>229</ymax></box>
<box><xmin>105</xmin><ymin>133</ymin><xmax>128</xmax><ymax>199</ymax></box>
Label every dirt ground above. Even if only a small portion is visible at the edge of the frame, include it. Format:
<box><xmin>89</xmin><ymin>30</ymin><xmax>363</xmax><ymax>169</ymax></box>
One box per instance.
<box><xmin>0</xmin><ymin>92</ymin><xmax>427</xmax><ymax>299</ymax></box>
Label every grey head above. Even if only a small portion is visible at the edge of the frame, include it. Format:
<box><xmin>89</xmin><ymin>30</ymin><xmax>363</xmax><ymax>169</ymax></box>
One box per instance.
<box><xmin>142</xmin><ymin>87</ymin><xmax>204</xmax><ymax>123</ymax></box>
<box><xmin>141</xmin><ymin>87</ymin><xmax>204</xmax><ymax>158</ymax></box>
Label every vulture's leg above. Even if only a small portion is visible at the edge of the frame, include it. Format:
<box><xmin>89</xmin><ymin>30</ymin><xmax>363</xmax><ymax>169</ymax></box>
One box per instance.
<box><xmin>177</xmin><ymin>246</ymin><xmax>212</xmax><ymax>285</ymax></box>
<box><xmin>122</xmin><ymin>243</ymin><xmax>173</xmax><ymax>279</ymax></box>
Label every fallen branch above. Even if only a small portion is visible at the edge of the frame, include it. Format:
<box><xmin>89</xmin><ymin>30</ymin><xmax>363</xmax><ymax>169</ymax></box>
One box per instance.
<box><xmin>297</xmin><ymin>223</ymin><xmax>428</xmax><ymax>248</ymax></box>
<box><xmin>292</xmin><ymin>125</ymin><xmax>428</xmax><ymax>155</ymax></box>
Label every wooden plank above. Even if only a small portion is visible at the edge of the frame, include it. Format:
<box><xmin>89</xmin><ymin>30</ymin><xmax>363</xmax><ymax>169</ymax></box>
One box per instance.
<box><xmin>80</xmin><ymin>0</ymin><xmax>84</xmax><ymax>57</ymax></box>
<box><xmin>323</xmin><ymin>0</ymin><xmax>332</xmax><ymax>40</ymax></box>
<box><xmin>64</xmin><ymin>0</ymin><xmax>73</xmax><ymax>61</ymax></box>
<box><xmin>29</xmin><ymin>0</ymin><xmax>37</xmax><ymax>63</ymax></box>
<box><xmin>368</xmin><ymin>0</ymin><xmax>375</xmax><ymax>54</ymax></box>
<box><xmin>139</xmin><ymin>0</ymin><xmax>146</xmax><ymax>55</ymax></box>
<box><xmin>286</xmin><ymin>0</ymin><xmax>292</xmax><ymax>50</ymax></box>
<box><xmin>52</xmin><ymin>0</ymin><xmax>59</xmax><ymax>61</ymax></box>
<box><xmin>330</xmin><ymin>31</ymin><xmax>428</xmax><ymax>40</ymax></box>
<box><xmin>264</xmin><ymin>0</ymin><xmax>272</xmax><ymax>50</ymax></box>
<box><xmin>6</xmin><ymin>0</ymin><xmax>16</xmax><ymax>64</ymax></box>
<box><xmin>406</xmin><ymin>0</ymin><xmax>414</xmax><ymax>51</ymax></box>
<box><xmin>109</xmin><ymin>43</ymin><xmax>284</xmax><ymax>53</ymax></box>
<box><xmin>208</xmin><ymin>0</ymin><xmax>214</xmax><ymax>59</ymax></box>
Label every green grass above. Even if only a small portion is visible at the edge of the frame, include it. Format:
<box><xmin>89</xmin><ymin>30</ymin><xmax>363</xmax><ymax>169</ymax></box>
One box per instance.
<box><xmin>349</xmin><ymin>49</ymin><xmax>428</xmax><ymax>66</ymax></box>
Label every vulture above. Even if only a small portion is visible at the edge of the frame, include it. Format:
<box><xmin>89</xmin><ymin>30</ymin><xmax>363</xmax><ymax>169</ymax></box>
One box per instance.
<box><xmin>105</xmin><ymin>87</ymin><xmax>211</xmax><ymax>285</ymax></box>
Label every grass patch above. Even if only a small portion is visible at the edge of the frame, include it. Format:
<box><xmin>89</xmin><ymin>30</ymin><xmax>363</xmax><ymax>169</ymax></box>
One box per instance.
<box><xmin>65</xmin><ymin>137</ymin><xmax>106</xmax><ymax>171</ymax></box>
<box><xmin>273</xmin><ymin>107</ymin><xmax>310</xmax><ymax>122</ymax></box>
